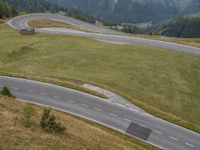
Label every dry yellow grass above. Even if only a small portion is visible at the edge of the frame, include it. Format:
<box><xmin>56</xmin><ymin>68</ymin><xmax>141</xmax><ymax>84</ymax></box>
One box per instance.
<box><xmin>166</xmin><ymin>38</ymin><xmax>200</xmax><ymax>48</ymax></box>
<box><xmin>28</xmin><ymin>19</ymin><xmax>80</xmax><ymax>30</ymax></box>
<box><xmin>28</xmin><ymin>19</ymin><xmax>76</xmax><ymax>28</ymax></box>
<box><xmin>0</xmin><ymin>19</ymin><xmax>5</xmax><ymax>24</ymax></box>
<box><xmin>132</xmin><ymin>34</ymin><xmax>200</xmax><ymax>48</ymax></box>
<box><xmin>0</xmin><ymin>96</ymin><xmax>158</xmax><ymax>150</ymax></box>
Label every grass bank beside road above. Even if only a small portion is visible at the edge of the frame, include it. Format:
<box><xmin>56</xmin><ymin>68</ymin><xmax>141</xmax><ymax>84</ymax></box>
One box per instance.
<box><xmin>28</xmin><ymin>19</ymin><xmax>200</xmax><ymax>48</ymax></box>
<box><xmin>0</xmin><ymin>23</ymin><xmax>200</xmax><ymax>133</ymax></box>
<box><xmin>0</xmin><ymin>96</ymin><xmax>158</xmax><ymax>150</ymax></box>
<box><xmin>132</xmin><ymin>34</ymin><xmax>200</xmax><ymax>48</ymax></box>
<box><xmin>28</xmin><ymin>19</ymin><xmax>80</xmax><ymax>30</ymax></box>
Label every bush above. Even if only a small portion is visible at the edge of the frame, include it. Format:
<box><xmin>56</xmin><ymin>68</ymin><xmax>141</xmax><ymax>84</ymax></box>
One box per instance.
<box><xmin>40</xmin><ymin>108</ymin><xmax>65</xmax><ymax>132</ymax></box>
<box><xmin>0</xmin><ymin>19</ymin><xmax>5</xmax><ymax>24</ymax></box>
<box><xmin>23</xmin><ymin>104</ymin><xmax>35</xmax><ymax>127</ymax></box>
<box><xmin>0</xmin><ymin>86</ymin><xmax>15</xmax><ymax>98</ymax></box>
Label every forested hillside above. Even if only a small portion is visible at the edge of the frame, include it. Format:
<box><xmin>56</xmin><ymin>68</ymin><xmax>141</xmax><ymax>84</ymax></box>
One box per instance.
<box><xmin>48</xmin><ymin>0</ymin><xmax>200</xmax><ymax>24</ymax></box>
<box><xmin>5</xmin><ymin>0</ymin><xmax>61</xmax><ymax>13</ymax></box>
<box><xmin>155</xmin><ymin>13</ymin><xmax>200</xmax><ymax>38</ymax></box>
<box><xmin>0</xmin><ymin>0</ymin><xmax>17</xmax><ymax>19</ymax></box>
<box><xmin>2</xmin><ymin>0</ymin><xmax>96</xmax><ymax>23</ymax></box>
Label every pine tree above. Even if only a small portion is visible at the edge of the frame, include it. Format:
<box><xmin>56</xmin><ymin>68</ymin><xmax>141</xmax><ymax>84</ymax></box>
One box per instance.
<box><xmin>0</xmin><ymin>86</ymin><xmax>15</xmax><ymax>98</ymax></box>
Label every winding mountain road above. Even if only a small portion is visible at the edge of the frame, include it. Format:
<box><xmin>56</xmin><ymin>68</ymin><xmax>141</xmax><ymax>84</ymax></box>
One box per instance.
<box><xmin>7</xmin><ymin>13</ymin><xmax>200</xmax><ymax>55</ymax></box>
<box><xmin>3</xmin><ymin>14</ymin><xmax>200</xmax><ymax>149</ymax></box>
<box><xmin>1</xmin><ymin>76</ymin><xmax>200</xmax><ymax>150</ymax></box>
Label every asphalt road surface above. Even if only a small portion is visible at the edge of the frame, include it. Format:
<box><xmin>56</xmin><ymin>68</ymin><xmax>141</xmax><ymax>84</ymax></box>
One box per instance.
<box><xmin>1</xmin><ymin>76</ymin><xmax>200</xmax><ymax>150</ymax></box>
<box><xmin>7</xmin><ymin>13</ymin><xmax>200</xmax><ymax>55</ymax></box>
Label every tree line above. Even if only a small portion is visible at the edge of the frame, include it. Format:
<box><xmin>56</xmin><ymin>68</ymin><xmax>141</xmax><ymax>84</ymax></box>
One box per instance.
<box><xmin>3</xmin><ymin>0</ymin><xmax>96</xmax><ymax>23</ymax></box>
<box><xmin>155</xmin><ymin>14</ymin><xmax>200</xmax><ymax>38</ymax></box>
<box><xmin>0</xmin><ymin>0</ymin><xmax>17</xmax><ymax>19</ymax></box>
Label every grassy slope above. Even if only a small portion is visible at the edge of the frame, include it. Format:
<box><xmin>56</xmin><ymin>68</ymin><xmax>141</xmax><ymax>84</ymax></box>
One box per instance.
<box><xmin>28</xmin><ymin>19</ymin><xmax>80</xmax><ymax>30</ymax></box>
<box><xmin>131</xmin><ymin>34</ymin><xmax>200</xmax><ymax>48</ymax></box>
<box><xmin>29</xmin><ymin>19</ymin><xmax>200</xmax><ymax>48</ymax></box>
<box><xmin>0</xmin><ymin>96</ymin><xmax>158</xmax><ymax>150</ymax></box>
<box><xmin>165</xmin><ymin>38</ymin><xmax>200</xmax><ymax>48</ymax></box>
<box><xmin>0</xmin><ymin>24</ymin><xmax>200</xmax><ymax>132</ymax></box>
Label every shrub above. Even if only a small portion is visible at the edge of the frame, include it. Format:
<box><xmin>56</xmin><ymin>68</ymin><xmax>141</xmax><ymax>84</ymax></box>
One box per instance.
<box><xmin>23</xmin><ymin>104</ymin><xmax>35</xmax><ymax>127</ymax></box>
<box><xmin>0</xmin><ymin>19</ymin><xmax>5</xmax><ymax>24</ymax></box>
<box><xmin>0</xmin><ymin>86</ymin><xmax>15</xmax><ymax>98</ymax></box>
<box><xmin>40</xmin><ymin>108</ymin><xmax>65</xmax><ymax>132</ymax></box>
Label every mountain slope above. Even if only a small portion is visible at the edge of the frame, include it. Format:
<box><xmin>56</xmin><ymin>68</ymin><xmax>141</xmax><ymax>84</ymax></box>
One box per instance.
<box><xmin>48</xmin><ymin>0</ymin><xmax>200</xmax><ymax>24</ymax></box>
<box><xmin>4</xmin><ymin>0</ymin><xmax>96</xmax><ymax>23</ymax></box>
<box><xmin>5</xmin><ymin>0</ymin><xmax>61</xmax><ymax>13</ymax></box>
<box><xmin>0</xmin><ymin>0</ymin><xmax>17</xmax><ymax>19</ymax></box>
<box><xmin>155</xmin><ymin>13</ymin><xmax>200</xmax><ymax>38</ymax></box>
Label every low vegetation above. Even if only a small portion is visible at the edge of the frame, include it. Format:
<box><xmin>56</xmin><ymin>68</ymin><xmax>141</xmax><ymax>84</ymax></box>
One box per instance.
<box><xmin>28</xmin><ymin>19</ymin><xmax>80</xmax><ymax>30</ymax></box>
<box><xmin>129</xmin><ymin>34</ymin><xmax>200</xmax><ymax>48</ymax></box>
<box><xmin>0</xmin><ymin>0</ymin><xmax>17</xmax><ymax>19</ymax></box>
<box><xmin>23</xmin><ymin>104</ymin><xmax>35</xmax><ymax>127</ymax></box>
<box><xmin>40</xmin><ymin>108</ymin><xmax>65</xmax><ymax>132</ymax></box>
<box><xmin>165</xmin><ymin>38</ymin><xmax>200</xmax><ymax>48</ymax></box>
<box><xmin>0</xmin><ymin>23</ymin><xmax>200</xmax><ymax>133</ymax></box>
<box><xmin>0</xmin><ymin>86</ymin><xmax>15</xmax><ymax>98</ymax></box>
<box><xmin>0</xmin><ymin>96</ymin><xmax>158</xmax><ymax>150</ymax></box>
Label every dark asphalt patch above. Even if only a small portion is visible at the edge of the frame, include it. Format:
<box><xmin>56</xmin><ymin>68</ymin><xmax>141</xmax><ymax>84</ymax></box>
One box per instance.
<box><xmin>125</xmin><ymin>122</ymin><xmax>152</xmax><ymax>140</ymax></box>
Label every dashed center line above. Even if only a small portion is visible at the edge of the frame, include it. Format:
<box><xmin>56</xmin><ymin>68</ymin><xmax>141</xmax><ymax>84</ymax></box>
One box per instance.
<box><xmin>55</xmin><ymin>101</ymin><xmax>63</xmax><ymax>105</ymax></box>
<box><xmin>94</xmin><ymin>108</ymin><xmax>102</xmax><ymax>111</ymax></box>
<box><xmin>169</xmin><ymin>136</ymin><xmax>178</xmax><ymax>141</ymax></box>
<box><xmin>109</xmin><ymin>113</ymin><xmax>117</xmax><ymax>117</ymax></box>
<box><xmin>139</xmin><ymin>124</ymin><xmax>146</xmax><ymax>128</ymax></box>
<box><xmin>124</xmin><ymin>118</ymin><xmax>132</xmax><ymax>122</ymax></box>
<box><xmin>26</xmin><ymin>90</ymin><xmax>34</xmax><ymax>93</ymax></box>
<box><xmin>11</xmin><ymin>87</ymin><xmax>19</xmax><ymax>90</ymax></box>
<box><xmin>185</xmin><ymin>142</ymin><xmax>194</xmax><ymax>147</ymax></box>
<box><xmin>40</xmin><ymin>92</ymin><xmax>47</xmax><ymax>96</ymax></box>
<box><xmin>68</xmin><ymin>100</ymin><xmax>75</xmax><ymax>103</ymax></box>
<box><xmin>54</xmin><ymin>96</ymin><xmax>61</xmax><ymax>99</ymax></box>
<box><xmin>154</xmin><ymin>130</ymin><xmax>162</xmax><ymax>135</ymax></box>
<box><xmin>81</xmin><ymin>104</ymin><xmax>88</xmax><ymax>107</ymax></box>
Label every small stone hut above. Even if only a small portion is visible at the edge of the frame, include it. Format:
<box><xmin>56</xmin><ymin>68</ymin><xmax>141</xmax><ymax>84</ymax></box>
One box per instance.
<box><xmin>20</xmin><ymin>27</ymin><xmax>35</xmax><ymax>35</ymax></box>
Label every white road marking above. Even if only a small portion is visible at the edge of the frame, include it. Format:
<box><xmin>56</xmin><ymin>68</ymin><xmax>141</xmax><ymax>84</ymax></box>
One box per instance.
<box><xmin>55</xmin><ymin>101</ymin><xmax>63</xmax><ymax>105</ymax></box>
<box><xmin>110</xmin><ymin>113</ymin><xmax>117</xmax><ymax>117</ymax></box>
<box><xmin>124</xmin><ymin>118</ymin><xmax>132</xmax><ymax>122</ymax></box>
<box><xmin>129</xmin><ymin>108</ymin><xmax>139</xmax><ymax>112</ymax></box>
<box><xmin>11</xmin><ymin>87</ymin><xmax>19</xmax><ymax>90</ymax></box>
<box><xmin>154</xmin><ymin>130</ymin><xmax>162</xmax><ymax>135</ymax></box>
<box><xmin>143</xmin><ymin>113</ymin><xmax>153</xmax><ymax>117</ymax></box>
<box><xmin>54</xmin><ymin>96</ymin><xmax>61</xmax><ymax>99</ymax></box>
<box><xmin>185</xmin><ymin>142</ymin><xmax>194</xmax><ymax>147</ymax></box>
<box><xmin>26</xmin><ymin>90</ymin><xmax>34</xmax><ymax>93</ymax></box>
<box><xmin>94</xmin><ymin>108</ymin><xmax>102</xmax><ymax>111</ymax></box>
<box><xmin>169</xmin><ymin>136</ymin><xmax>178</xmax><ymax>141</ymax></box>
<box><xmin>68</xmin><ymin>100</ymin><xmax>74</xmax><ymax>103</ymax></box>
<box><xmin>40</xmin><ymin>92</ymin><xmax>47</xmax><ymax>96</ymax></box>
<box><xmin>139</xmin><ymin>124</ymin><xmax>147</xmax><ymax>128</ymax></box>
<box><xmin>81</xmin><ymin>104</ymin><xmax>88</xmax><ymax>107</ymax></box>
